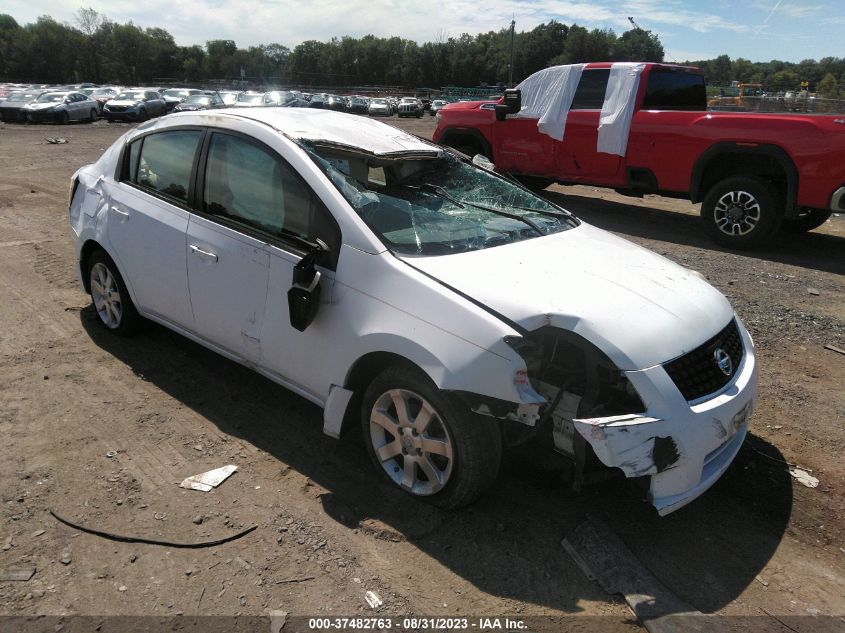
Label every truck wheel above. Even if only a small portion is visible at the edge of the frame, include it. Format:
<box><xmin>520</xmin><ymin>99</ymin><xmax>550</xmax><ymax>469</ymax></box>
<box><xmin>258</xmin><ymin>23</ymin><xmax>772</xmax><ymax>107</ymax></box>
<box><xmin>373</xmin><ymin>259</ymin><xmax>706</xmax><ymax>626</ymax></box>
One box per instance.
<box><xmin>361</xmin><ymin>364</ymin><xmax>502</xmax><ymax>510</ymax></box>
<box><xmin>701</xmin><ymin>176</ymin><xmax>783</xmax><ymax>249</ymax></box>
<box><xmin>780</xmin><ymin>209</ymin><xmax>832</xmax><ymax>234</ymax></box>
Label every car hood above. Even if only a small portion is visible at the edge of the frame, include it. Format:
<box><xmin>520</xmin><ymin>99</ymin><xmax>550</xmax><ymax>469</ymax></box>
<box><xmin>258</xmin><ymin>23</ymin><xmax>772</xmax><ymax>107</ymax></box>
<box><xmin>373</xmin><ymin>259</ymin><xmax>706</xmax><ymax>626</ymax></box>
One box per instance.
<box><xmin>26</xmin><ymin>102</ymin><xmax>61</xmax><ymax>110</ymax></box>
<box><xmin>402</xmin><ymin>223</ymin><xmax>734</xmax><ymax>370</ymax></box>
<box><xmin>107</xmin><ymin>100</ymin><xmax>142</xmax><ymax>107</ymax></box>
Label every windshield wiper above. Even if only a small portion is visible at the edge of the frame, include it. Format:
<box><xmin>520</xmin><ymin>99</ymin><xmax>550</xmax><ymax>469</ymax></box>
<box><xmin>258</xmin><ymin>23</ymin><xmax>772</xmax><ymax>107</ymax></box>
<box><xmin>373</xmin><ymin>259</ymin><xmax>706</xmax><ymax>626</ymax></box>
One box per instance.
<box><xmin>405</xmin><ymin>183</ymin><xmax>546</xmax><ymax>235</ymax></box>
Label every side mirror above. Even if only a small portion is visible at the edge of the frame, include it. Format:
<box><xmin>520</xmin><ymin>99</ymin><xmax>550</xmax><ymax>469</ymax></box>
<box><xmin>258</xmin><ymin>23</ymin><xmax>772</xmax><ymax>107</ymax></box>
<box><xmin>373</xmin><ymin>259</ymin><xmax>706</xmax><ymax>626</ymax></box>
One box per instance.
<box><xmin>495</xmin><ymin>89</ymin><xmax>521</xmax><ymax>121</ymax></box>
<box><xmin>288</xmin><ymin>239</ymin><xmax>329</xmax><ymax>332</ymax></box>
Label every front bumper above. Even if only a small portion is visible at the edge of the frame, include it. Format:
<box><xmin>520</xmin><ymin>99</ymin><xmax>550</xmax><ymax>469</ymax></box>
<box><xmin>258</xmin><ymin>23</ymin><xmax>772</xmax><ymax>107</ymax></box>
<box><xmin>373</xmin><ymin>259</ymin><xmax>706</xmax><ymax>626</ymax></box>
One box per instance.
<box><xmin>25</xmin><ymin>109</ymin><xmax>61</xmax><ymax>122</ymax></box>
<box><xmin>574</xmin><ymin>319</ymin><xmax>758</xmax><ymax>515</ymax></box>
<box><xmin>104</xmin><ymin>108</ymin><xmax>142</xmax><ymax>120</ymax></box>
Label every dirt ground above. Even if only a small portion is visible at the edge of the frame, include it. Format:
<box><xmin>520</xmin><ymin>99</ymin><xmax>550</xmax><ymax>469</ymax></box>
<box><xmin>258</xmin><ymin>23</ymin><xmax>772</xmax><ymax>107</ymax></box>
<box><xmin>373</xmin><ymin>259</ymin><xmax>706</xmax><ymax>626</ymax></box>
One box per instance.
<box><xmin>0</xmin><ymin>114</ymin><xmax>843</xmax><ymax>631</ymax></box>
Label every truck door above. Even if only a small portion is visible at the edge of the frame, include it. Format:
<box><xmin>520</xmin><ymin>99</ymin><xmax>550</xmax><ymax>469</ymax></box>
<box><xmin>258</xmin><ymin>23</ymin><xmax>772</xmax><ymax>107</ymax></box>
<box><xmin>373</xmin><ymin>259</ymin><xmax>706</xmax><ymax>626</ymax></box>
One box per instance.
<box><xmin>558</xmin><ymin>69</ymin><xmax>622</xmax><ymax>182</ymax></box>
<box><xmin>492</xmin><ymin>109</ymin><xmax>559</xmax><ymax>177</ymax></box>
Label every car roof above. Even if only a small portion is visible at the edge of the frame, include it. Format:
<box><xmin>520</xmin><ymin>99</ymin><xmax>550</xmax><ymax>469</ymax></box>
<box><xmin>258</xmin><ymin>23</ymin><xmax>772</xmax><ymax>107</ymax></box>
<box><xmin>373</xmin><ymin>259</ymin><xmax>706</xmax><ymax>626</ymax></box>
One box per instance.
<box><xmin>167</xmin><ymin>108</ymin><xmax>439</xmax><ymax>155</ymax></box>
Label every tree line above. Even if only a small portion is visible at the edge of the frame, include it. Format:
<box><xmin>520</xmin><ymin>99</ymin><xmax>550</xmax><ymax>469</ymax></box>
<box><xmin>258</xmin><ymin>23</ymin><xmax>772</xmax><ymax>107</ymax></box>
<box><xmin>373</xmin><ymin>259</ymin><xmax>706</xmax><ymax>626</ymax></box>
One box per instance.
<box><xmin>0</xmin><ymin>9</ymin><xmax>842</xmax><ymax>97</ymax></box>
<box><xmin>0</xmin><ymin>11</ymin><xmax>662</xmax><ymax>87</ymax></box>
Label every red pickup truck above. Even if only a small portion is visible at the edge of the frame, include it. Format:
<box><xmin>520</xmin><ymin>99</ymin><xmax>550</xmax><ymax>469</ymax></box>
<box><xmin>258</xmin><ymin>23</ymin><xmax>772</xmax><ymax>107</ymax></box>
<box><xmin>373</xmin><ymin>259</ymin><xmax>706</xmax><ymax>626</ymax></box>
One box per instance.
<box><xmin>432</xmin><ymin>62</ymin><xmax>845</xmax><ymax>249</ymax></box>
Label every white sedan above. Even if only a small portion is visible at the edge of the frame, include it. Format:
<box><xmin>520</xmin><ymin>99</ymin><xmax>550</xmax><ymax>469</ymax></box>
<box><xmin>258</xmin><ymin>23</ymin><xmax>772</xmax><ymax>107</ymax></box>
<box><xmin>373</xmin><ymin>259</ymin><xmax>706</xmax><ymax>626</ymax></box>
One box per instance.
<box><xmin>68</xmin><ymin>109</ymin><xmax>758</xmax><ymax>514</ymax></box>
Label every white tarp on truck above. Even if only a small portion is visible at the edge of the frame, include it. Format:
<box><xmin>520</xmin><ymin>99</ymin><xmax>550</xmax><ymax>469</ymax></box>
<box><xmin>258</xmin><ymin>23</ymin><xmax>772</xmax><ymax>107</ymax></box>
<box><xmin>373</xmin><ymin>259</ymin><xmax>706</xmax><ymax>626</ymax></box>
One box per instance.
<box><xmin>512</xmin><ymin>62</ymin><xmax>645</xmax><ymax>157</ymax></box>
<box><xmin>597</xmin><ymin>62</ymin><xmax>646</xmax><ymax>156</ymax></box>
<box><xmin>513</xmin><ymin>63</ymin><xmax>585</xmax><ymax>141</ymax></box>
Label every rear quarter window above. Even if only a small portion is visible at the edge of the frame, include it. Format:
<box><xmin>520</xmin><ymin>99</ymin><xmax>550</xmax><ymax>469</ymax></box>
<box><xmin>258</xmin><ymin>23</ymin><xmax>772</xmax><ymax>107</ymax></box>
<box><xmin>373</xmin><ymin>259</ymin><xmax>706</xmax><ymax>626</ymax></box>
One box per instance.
<box><xmin>642</xmin><ymin>69</ymin><xmax>707</xmax><ymax>111</ymax></box>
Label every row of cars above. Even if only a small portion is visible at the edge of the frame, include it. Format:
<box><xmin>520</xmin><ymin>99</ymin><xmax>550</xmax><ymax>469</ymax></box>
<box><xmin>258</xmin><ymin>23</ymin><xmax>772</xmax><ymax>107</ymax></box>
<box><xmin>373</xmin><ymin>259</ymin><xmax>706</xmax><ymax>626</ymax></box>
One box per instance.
<box><xmin>0</xmin><ymin>82</ymin><xmax>451</xmax><ymax>124</ymax></box>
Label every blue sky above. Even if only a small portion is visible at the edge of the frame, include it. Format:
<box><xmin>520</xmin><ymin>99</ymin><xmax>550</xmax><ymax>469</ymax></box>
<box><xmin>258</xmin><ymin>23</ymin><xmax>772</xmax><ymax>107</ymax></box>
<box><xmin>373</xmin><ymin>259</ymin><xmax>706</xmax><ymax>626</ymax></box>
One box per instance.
<box><xmin>5</xmin><ymin>0</ymin><xmax>844</xmax><ymax>63</ymax></box>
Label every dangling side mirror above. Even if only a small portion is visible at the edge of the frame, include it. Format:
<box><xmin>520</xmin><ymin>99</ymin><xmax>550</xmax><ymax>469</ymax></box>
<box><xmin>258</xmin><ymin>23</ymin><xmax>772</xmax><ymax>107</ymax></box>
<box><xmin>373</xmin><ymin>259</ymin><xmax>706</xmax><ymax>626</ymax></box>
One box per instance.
<box><xmin>288</xmin><ymin>238</ymin><xmax>329</xmax><ymax>332</ymax></box>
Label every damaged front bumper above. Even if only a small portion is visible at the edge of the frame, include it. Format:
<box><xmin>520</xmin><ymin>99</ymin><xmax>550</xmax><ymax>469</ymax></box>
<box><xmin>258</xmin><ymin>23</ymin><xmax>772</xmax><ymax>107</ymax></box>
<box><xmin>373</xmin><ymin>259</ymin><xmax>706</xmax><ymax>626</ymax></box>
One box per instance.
<box><xmin>574</xmin><ymin>324</ymin><xmax>757</xmax><ymax>515</ymax></box>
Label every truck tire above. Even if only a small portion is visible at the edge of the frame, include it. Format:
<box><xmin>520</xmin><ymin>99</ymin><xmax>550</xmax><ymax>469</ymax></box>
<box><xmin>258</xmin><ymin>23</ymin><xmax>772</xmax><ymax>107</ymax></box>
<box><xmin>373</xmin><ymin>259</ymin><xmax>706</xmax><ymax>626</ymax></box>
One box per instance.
<box><xmin>780</xmin><ymin>209</ymin><xmax>832</xmax><ymax>234</ymax></box>
<box><xmin>700</xmin><ymin>176</ymin><xmax>783</xmax><ymax>249</ymax></box>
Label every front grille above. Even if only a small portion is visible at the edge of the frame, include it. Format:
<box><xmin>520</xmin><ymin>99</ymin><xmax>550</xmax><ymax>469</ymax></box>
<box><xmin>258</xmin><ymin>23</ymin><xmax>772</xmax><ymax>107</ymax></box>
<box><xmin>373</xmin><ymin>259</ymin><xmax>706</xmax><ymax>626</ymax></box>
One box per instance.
<box><xmin>107</xmin><ymin>106</ymin><xmax>127</xmax><ymax>112</ymax></box>
<box><xmin>663</xmin><ymin>319</ymin><xmax>744</xmax><ymax>401</ymax></box>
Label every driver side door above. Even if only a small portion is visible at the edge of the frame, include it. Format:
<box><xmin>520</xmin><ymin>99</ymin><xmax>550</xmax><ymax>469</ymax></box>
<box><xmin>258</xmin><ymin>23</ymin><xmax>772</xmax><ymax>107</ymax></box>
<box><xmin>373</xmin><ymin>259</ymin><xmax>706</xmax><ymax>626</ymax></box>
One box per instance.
<box><xmin>188</xmin><ymin>130</ymin><xmax>341</xmax><ymax>398</ymax></box>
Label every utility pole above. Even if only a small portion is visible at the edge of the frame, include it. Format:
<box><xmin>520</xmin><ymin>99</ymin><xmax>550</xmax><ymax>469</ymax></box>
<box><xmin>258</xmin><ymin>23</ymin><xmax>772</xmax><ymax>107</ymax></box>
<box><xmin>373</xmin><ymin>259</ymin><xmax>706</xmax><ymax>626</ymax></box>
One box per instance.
<box><xmin>508</xmin><ymin>18</ymin><xmax>515</xmax><ymax>88</ymax></box>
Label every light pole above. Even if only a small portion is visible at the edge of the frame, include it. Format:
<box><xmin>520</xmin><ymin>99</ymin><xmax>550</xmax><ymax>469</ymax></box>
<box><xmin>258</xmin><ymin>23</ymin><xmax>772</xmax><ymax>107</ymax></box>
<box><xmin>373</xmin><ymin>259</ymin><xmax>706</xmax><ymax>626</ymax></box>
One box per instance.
<box><xmin>508</xmin><ymin>19</ymin><xmax>515</xmax><ymax>88</ymax></box>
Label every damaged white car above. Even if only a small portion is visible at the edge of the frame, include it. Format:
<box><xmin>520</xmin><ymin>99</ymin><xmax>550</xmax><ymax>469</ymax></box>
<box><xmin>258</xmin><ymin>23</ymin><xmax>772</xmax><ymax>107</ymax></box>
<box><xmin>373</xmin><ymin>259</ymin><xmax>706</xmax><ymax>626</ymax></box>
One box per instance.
<box><xmin>69</xmin><ymin>109</ymin><xmax>758</xmax><ymax>515</ymax></box>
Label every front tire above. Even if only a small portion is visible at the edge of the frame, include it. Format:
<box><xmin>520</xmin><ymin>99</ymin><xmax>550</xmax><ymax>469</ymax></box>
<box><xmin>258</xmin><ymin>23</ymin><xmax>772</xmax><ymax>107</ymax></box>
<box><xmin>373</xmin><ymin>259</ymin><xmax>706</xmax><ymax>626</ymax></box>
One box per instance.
<box><xmin>88</xmin><ymin>250</ymin><xmax>141</xmax><ymax>335</ymax></box>
<box><xmin>361</xmin><ymin>365</ymin><xmax>502</xmax><ymax>509</ymax></box>
<box><xmin>780</xmin><ymin>209</ymin><xmax>832</xmax><ymax>234</ymax></box>
<box><xmin>59</xmin><ymin>111</ymin><xmax>70</xmax><ymax>125</ymax></box>
<box><xmin>700</xmin><ymin>176</ymin><xmax>783</xmax><ymax>249</ymax></box>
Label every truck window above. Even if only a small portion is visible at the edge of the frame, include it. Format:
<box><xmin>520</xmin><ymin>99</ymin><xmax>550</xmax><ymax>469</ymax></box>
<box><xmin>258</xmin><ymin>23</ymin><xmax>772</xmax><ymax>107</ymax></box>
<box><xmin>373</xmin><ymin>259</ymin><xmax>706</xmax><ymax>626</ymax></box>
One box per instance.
<box><xmin>643</xmin><ymin>69</ymin><xmax>707</xmax><ymax>111</ymax></box>
<box><xmin>571</xmin><ymin>69</ymin><xmax>610</xmax><ymax>110</ymax></box>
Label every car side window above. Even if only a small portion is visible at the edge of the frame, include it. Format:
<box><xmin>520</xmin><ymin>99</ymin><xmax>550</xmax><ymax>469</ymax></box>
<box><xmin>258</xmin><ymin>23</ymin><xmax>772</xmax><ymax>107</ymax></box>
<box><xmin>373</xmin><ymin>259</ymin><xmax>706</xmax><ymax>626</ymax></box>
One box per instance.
<box><xmin>128</xmin><ymin>130</ymin><xmax>203</xmax><ymax>204</ymax></box>
<box><xmin>202</xmin><ymin>132</ymin><xmax>340</xmax><ymax>265</ymax></box>
<box><xmin>570</xmin><ymin>69</ymin><xmax>610</xmax><ymax>110</ymax></box>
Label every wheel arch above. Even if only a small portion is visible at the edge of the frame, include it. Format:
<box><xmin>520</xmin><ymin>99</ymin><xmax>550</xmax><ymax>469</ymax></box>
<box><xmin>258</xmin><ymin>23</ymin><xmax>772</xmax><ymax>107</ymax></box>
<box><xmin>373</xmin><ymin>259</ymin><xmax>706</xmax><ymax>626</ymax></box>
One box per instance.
<box><xmin>437</xmin><ymin>128</ymin><xmax>493</xmax><ymax>160</ymax></box>
<box><xmin>690</xmin><ymin>142</ymin><xmax>799</xmax><ymax>217</ymax></box>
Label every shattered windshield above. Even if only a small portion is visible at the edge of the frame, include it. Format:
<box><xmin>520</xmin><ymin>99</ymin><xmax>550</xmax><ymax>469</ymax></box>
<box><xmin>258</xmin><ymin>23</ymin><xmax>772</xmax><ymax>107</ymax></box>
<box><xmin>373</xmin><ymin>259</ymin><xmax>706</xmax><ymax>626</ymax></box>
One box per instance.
<box><xmin>306</xmin><ymin>146</ymin><xmax>577</xmax><ymax>256</ymax></box>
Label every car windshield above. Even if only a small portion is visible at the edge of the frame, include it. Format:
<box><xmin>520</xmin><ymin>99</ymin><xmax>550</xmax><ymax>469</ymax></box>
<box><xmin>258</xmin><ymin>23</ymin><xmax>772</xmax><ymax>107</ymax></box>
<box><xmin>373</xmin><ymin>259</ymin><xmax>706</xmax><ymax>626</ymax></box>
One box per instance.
<box><xmin>116</xmin><ymin>91</ymin><xmax>145</xmax><ymax>101</ymax></box>
<box><xmin>37</xmin><ymin>93</ymin><xmax>66</xmax><ymax>103</ymax></box>
<box><xmin>371</xmin><ymin>99</ymin><xmax>387</xmax><ymax>105</ymax></box>
<box><xmin>163</xmin><ymin>89</ymin><xmax>190</xmax><ymax>98</ymax></box>
<box><xmin>238</xmin><ymin>94</ymin><xmax>264</xmax><ymax>103</ymax></box>
<box><xmin>306</xmin><ymin>146</ymin><xmax>577</xmax><ymax>256</ymax></box>
<box><xmin>184</xmin><ymin>95</ymin><xmax>211</xmax><ymax>105</ymax></box>
<box><xmin>7</xmin><ymin>92</ymin><xmax>39</xmax><ymax>102</ymax></box>
<box><xmin>80</xmin><ymin>88</ymin><xmax>97</xmax><ymax>95</ymax></box>
<box><xmin>400</xmin><ymin>98</ymin><xmax>416</xmax><ymax>103</ymax></box>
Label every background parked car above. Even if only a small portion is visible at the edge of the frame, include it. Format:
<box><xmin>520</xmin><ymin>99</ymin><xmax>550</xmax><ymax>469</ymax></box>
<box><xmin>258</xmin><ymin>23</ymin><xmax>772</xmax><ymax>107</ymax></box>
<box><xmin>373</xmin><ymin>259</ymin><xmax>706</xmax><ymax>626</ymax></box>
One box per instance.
<box><xmin>22</xmin><ymin>91</ymin><xmax>99</xmax><ymax>123</ymax></box>
<box><xmin>233</xmin><ymin>92</ymin><xmax>267</xmax><ymax>108</ymax></box>
<box><xmin>102</xmin><ymin>90</ymin><xmax>167</xmax><ymax>122</ymax></box>
<box><xmin>308</xmin><ymin>93</ymin><xmax>329</xmax><ymax>109</ymax></box>
<box><xmin>397</xmin><ymin>96</ymin><xmax>423</xmax><ymax>118</ymax></box>
<box><xmin>265</xmin><ymin>90</ymin><xmax>309</xmax><ymax>107</ymax></box>
<box><xmin>217</xmin><ymin>91</ymin><xmax>241</xmax><ymax>106</ymax></box>
<box><xmin>347</xmin><ymin>96</ymin><xmax>369</xmax><ymax>114</ymax></box>
<box><xmin>0</xmin><ymin>90</ymin><xmax>45</xmax><ymax>122</ymax></box>
<box><xmin>80</xmin><ymin>86</ymin><xmax>123</xmax><ymax>115</ymax></box>
<box><xmin>173</xmin><ymin>93</ymin><xmax>226</xmax><ymax>112</ymax></box>
<box><xmin>161</xmin><ymin>88</ymin><xmax>204</xmax><ymax>111</ymax></box>
<box><xmin>326</xmin><ymin>95</ymin><xmax>347</xmax><ymax>112</ymax></box>
<box><xmin>429</xmin><ymin>99</ymin><xmax>448</xmax><ymax>116</ymax></box>
<box><xmin>367</xmin><ymin>98</ymin><xmax>392</xmax><ymax>116</ymax></box>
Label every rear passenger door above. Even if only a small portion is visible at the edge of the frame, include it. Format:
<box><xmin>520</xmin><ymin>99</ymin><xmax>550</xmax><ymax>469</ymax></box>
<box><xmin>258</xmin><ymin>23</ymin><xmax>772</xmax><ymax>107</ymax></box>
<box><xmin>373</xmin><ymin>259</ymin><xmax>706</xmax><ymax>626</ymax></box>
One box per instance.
<box><xmin>104</xmin><ymin>128</ymin><xmax>203</xmax><ymax>329</ymax></box>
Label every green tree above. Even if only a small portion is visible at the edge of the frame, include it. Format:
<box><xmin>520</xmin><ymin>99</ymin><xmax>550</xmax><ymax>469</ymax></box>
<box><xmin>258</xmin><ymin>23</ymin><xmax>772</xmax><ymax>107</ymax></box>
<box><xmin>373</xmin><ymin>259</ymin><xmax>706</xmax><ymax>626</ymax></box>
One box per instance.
<box><xmin>817</xmin><ymin>72</ymin><xmax>839</xmax><ymax>98</ymax></box>
<box><xmin>611</xmin><ymin>28</ymin><xmax>663</xmax><ymax>62</ymax></box>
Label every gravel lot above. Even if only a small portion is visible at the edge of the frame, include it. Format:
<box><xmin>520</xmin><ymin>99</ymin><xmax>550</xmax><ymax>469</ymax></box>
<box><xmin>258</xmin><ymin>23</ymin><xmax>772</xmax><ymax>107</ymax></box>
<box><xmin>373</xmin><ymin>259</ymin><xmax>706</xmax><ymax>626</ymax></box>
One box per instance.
<box><xmin>1</xmin><ymin>114</ymin><xmax>843</xmax><ymax>629</ymax></box>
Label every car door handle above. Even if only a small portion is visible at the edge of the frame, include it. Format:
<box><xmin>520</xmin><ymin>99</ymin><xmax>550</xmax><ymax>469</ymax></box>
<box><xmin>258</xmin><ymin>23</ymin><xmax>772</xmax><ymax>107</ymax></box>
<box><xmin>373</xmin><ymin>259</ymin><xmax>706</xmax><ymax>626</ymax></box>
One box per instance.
<box><xmin>189</xmin><ymin>244</ymin><xmax>218</xmax><ymax>262</ymax></box>
<box><xmin>110</xmin><ymin>205</ymin><xmax>129</xmax><ymax>217</ymax></box>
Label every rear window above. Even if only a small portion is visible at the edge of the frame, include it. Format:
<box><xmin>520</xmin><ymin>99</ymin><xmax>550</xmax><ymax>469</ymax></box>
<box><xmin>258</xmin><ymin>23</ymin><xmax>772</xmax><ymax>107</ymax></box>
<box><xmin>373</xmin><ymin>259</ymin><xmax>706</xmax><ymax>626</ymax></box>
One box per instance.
<box><xmin>570</xmin><ymin>70</ymin><xmax>610</xmax><ymax>110</ymax></box>
<box><xmin>642</xmin><ymin>69</ymin><xmax>706</xmax><ymax>111</ymax></box>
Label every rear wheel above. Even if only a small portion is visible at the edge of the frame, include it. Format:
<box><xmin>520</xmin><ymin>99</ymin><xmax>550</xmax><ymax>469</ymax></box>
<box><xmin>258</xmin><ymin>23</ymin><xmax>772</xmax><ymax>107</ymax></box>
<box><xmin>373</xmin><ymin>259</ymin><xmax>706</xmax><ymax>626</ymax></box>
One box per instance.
<box><xmin>87</xmin><ymin>109</ymin><xmax>97</xmax><ymax>123</ymax></box>
<box><xmin>780</xmin><ymin>209</ymin><xmax>832</xmax><ymax>234</ymax></box>
<box><xmin>361</xmin><ymin>365</ymin><xmax>502</xmax><ymax>509</ymax></box>
<box><xmin>700</xmin><ymin>176</ymin><xmax>783</xmax><ymax>249</ymax></box>
<box><xmin>88</xmin><ymin>250</ymin><xmax>141</xmax><ymax>335</ymax></box>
